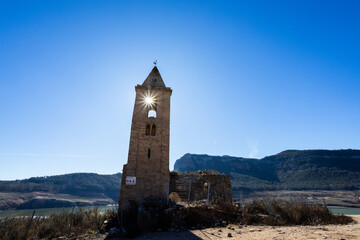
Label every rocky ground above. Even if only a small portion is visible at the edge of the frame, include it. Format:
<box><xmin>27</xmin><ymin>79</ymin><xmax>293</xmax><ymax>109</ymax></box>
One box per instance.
<box><xmin>79</xmin><ymin>215</ymin><xmax>360</xmax><ymax>240</ymax></box>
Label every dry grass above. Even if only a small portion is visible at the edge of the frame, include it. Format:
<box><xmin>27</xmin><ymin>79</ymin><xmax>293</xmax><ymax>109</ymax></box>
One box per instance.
<box><xmin>166</xmin><ymin>198</ymin><xmax>354</xmax><ymax>230</ymax></box>
<box><xmin>169</xmin><ymin>192</ymin><xmax>181</xmax><ymax>203</ymax></box>
<box><xmin>0</xmin><ymin>207</ymin><xmax>116</xmax><ymax>240</ymax></box>
<box><xmin>240</xmin><ymin>198</ymin><xmax>354</xmax><ymax>225</ymax></box>
<box><xmin>0</xmin><ymin>199</ymin><xmax>354</xmax><ymax>239</ymax></box>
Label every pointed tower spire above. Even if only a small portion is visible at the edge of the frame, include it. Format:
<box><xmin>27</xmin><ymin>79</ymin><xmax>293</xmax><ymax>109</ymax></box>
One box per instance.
<box><xmin>141</xmin><ymin>66</ymin><xmax>166</xmax><ymax>88</ymax></box>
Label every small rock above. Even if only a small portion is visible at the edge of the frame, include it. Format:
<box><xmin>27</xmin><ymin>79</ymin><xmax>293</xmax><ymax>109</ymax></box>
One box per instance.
<box><xmin>236</xmin><ymin>231</ymin><xmax>241</xmax><ymax>234</ymax></box>
<box><xmin>231</xmin><ymin>227</ymin><xmax>235</xmax><ymax>230</ymax></box>
<box><xmin>165</xmin><ymin>207</ymin><xmax>175</xmax><ymax>213</ymax></box>
<box><xmin>249</xmin><ymin>229</ymin><xmax>255</xmax><ymax>232</ymax></box>
<box><xmin>228</xmin><ymin>233</ymin><xmax>232</xmax><ymax>237</ymax></box>
<box><xmin>110</xmin><ymin>228</ymin><xmax>121</xmax><ymax>234</ymax></box>
<box><xmin>218</xmin><ymin>229</ymin><xmax>222</xmax><ymax>232</ymax></box>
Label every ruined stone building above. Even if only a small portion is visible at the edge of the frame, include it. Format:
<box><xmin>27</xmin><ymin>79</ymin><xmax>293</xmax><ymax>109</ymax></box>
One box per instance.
<box><xmin>119</xmin><ymin>67</ymin><xmax>232</xmax><ymax>210</ymax></box>
<box><xmin>170</xmin><ymin>170</ymin><xmax>232</xmax><ymax>203</ymax></box>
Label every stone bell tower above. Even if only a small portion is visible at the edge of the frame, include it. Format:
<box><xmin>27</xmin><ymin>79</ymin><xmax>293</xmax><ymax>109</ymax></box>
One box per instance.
<box><xmin>119</xmin><ymin>66</ymin><xmax>172</xmax><ymax>209</ymax></box>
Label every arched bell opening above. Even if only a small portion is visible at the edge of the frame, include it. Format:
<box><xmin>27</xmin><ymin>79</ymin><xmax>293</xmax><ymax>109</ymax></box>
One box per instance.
<box><xmin>148</xmin><ymin>110</ymin><xmax>157</xmax><ymax>118</ymax></box>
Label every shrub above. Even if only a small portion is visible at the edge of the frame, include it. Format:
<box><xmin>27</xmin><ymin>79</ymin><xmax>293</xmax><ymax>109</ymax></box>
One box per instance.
<box><xmin>0</xmin><ymin>207</ymin><xmax>116</xmax><ymax>240</ymax></box>
<box><xmin>240</xmin><ymin>198</ymin><xmax>354</xmax><ymax>226</ymax></box>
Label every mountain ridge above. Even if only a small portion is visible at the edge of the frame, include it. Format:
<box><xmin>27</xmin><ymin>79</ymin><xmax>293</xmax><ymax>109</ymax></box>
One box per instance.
<box><xmin>1</xmin><ymin>149</ymin><xmax>360</xmax><ymax>210</ymax></box>
<box><xmin>174</xmin><ymin>149</ymin><xmax>360</xmax><ymax>191</ymax></box>
<box><xmin>0</xmin><ymin>172</ymin><xmax>122</xmax><ymax>210</ymax></box>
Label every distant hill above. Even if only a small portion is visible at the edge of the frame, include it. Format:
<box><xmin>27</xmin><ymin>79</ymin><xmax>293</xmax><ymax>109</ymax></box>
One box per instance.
<box><xmin>0</xmin><ymin>173</ymin><xmax>122</xmax><ymax>210</ymax></box>
<box><xmin>2</xmin><ymin>150</ymin><xmax>360</xmax><ymax>210</ymax></box>
<box><xmin>174</xmin><ymin>150</ymin><xmax>360</xmax><ymax>191</ymax></box>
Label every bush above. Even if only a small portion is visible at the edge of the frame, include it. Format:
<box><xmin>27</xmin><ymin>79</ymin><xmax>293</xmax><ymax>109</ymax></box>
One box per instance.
<box><xmin>240</xmin><ymin>198</ymin><xmax>354</xmax><ymax>226</ymax></box>
<box><xmin>0</xmin><ymin>207</ymin><xmax>116</xmax><ymax>240</ymax></box>
<box><xmin>166</xmin><ymin>198</ymin><xmax>354</xmax><ymax>230</ymax></box>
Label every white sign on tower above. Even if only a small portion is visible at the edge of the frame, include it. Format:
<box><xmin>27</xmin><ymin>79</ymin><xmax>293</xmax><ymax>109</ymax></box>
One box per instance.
<box><xmin>126</xmin><ymin>176</ymin><xmax>136</xmax><ymax>185</ymax></box>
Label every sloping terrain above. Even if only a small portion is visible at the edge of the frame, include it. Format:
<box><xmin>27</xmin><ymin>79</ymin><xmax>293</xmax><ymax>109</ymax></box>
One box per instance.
<box><xmin>174</xmin><ymin>150</ymin><xmax>360</xmax><ymax>191</ymax></box>
<box><xmin>2</xmin><ymin>149</ymin><xmax>360</xmax><ymax>210</ymax></box>
<box><xmin>0</xmin><ymin>173</ymin><xmax>122</xmax><ymax>210</ymax></box>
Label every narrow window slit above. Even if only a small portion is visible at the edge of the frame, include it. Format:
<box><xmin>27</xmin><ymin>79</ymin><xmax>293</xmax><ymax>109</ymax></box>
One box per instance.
<box><xmin>151</xmin><ymin>125</ymin><xmax>156</xmax><ymax>136</ymax></box>
<box><xmin>145</xmin><ymin>124</ymin><xmax>150</xmax><ymax>135</ymax></box>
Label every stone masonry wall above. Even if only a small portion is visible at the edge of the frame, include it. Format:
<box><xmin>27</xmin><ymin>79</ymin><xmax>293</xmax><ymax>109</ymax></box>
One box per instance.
<box><xmin>119</xmin><ymin>86</ymin><xmax>171</xmax><ymax>210</ymax></box>
<box><xmin>169</xmin><ymin>170</ymin><xmax>233</xmax><ymax>203</ymax></box>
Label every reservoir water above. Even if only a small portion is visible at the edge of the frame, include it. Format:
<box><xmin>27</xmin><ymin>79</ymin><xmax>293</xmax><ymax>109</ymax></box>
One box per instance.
<box><xmin>329</xmin><ymin>207</ymin><xmax>360</xmax><ymax>215</ymax></box>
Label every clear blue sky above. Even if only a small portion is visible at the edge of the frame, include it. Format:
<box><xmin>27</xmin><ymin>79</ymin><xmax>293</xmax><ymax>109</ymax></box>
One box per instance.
<box><xmin>1</xmin><ymin>0</ymin><xmax>360</xmax><ymax>180</ymax></box>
